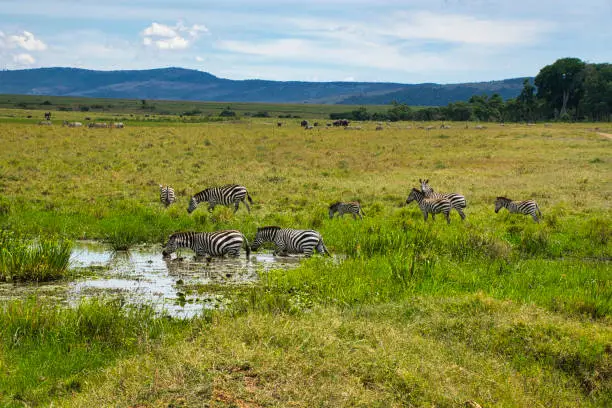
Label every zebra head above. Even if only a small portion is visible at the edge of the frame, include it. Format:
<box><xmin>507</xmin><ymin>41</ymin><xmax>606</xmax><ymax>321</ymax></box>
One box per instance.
<box><xmin>406</xmin><ymin>188</ymin><xmax>423</xmax><ymax>205</ymax></box>
<box><xmin>162</xmin><ymin>234</ymin><xmax>179</xmax><ymax>257</ymax></box>
<box><xmin>251</xmin><ymin>226</ymin><xmax>280</xmax><ymax>251</ymax></box>
<box><xmin>419</xmin><ymin>179</ymin><xmax>434</xmax><ymax>195</ymax></box>
<box><xmin>187</xmin><ymin>196</ymin><xmax>198</xmax><ymax>213</ymax></box>
<box><xmin>494</xmin><ymin>197</ymin><xmax>510</xmax><ymax>213</ymax></box>
<box><xmin>328</xmin><ymin>202</ymin><xmax>341</xmax><ymax>218</ymax></box>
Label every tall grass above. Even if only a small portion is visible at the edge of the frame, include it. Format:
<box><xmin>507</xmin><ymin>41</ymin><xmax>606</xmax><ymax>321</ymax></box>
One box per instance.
<box><xmin>0</xmin><ymin>297</ymin><xmax>192</xmax><ymax>407</ymax></box>
<box><xmin>0</xmin><ymin>231</ymin><xmax>72</xmax><ymax>282</ymax></box>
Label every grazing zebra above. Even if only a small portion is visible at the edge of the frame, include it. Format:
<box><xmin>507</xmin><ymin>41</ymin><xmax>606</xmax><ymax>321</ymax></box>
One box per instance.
<box><xmin>159</xmin><ymin>185</ymin><xmax>176</xmax><ymax>207</ymax></box>
<box><xmin>494</xmin><ymin>197</ymin><xmax>542</xmax><ymax>223</ymax></box>
<box><xmin>88</xmin><ymin>122</ymin><xmax>108</xmax><ymax>128</ymax></box>
<box><xmin>162</xmin><ymin>230</ymin><xmax>250</xmax><ymax>259</ymax></box>
<box><xmin>329</xmin><ymin>202</ymin><xmax>365</xmax><ymax>220</ymax></box>
<box><xmin>406</xmin><ymin>188</ymin><xmax>452</xmax><ymax>224</ymax></box>
<box><xmin>250</xmin><ymin>226</ymin><xmax>330</xmax><ymax>257</ymax></box>
<box><xmin>419</xmin><ymin>179</ymin><xmax>468</xmax><ymax>220</ymax></box>
<box><xmin>187</xmin><ymin>184</ymin><xmax>253</xmax><ymax>214</ymax></box>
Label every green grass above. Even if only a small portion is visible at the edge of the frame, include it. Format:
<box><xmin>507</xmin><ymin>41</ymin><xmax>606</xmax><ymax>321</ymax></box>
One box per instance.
<box><xmin>0</xmin><ymin>231</ymin><xmax>72</xmax><ymax>282</ymax></box>
<box><xmin>0</xmin><ymin>117</ymin><xmax>610</xmax><ymax>406</ymax></box>
<box><xmin>0</xmin><ymin>297</ymin><xmax>192</xmax><ymax>407</ymax></box>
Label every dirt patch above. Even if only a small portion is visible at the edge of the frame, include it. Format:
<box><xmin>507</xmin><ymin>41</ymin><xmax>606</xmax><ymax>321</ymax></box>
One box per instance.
<box><xmin>597</xmin><ymin>132</ymin><xmax>612</xmax><ymax>140</ymax></box>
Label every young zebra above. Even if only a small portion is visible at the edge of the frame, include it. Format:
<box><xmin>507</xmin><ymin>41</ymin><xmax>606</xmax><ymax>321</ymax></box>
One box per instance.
<box><xmin>494</xmin><ymin>197</ymin><xmax>542</xmax><ymax>223</ymax></box>
<box><xmin>250</xmin><ymin>226</ymin><xmax>330</xmax><ymax>257</ymax></box>
<box><xmin>161</xmin><ymin>230</ymin><xmax>250</xmax><ymax>259</ymax></box>
<box><xmin>406</xmin><ymin>188</ymin><xmax>452</xmax><ymax>224</ymax></box>
<box><xmin>187</xmin><ymin>184</ymin><xmax>253</xmax><ymax>214</ymax></box>
<box><xmin>420</xmin><ymin>179</ymin><xmax>467</xmax><ymax>220</ymax></box>
<box><xmin>329</xmin><ymin>202</ymin><xmax>365</xmax><ymax>220</ymax></box>
<box><xmin>159</xmin><ymin>185</ymin><xmax>176</xmax><ymax>207</ymax></box>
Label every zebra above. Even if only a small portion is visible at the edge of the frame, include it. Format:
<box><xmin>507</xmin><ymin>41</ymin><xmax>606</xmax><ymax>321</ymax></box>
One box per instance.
<box><xmin>494</xmin><ymin>197</ymin><xmax>542</xmax><ymax>223</ymax></box>
<box><xmin>419</xmin><ymin>179</ymin><xmax>467</xmax><ymax>220</ymax></box>
<box><xmin>187</xmin><ymin>184</ymin><xmax>253</xmax><ymax>214</ymax></box>
<box><xmin>250</xmin><ymin>226</ymin><xmax>330</xmax><ymax>257</ymax></box>
<box><xmin>329</xmin><ymin>202</ymin><xmax>365</xmax><ymax>220</ymax></box>
<box><xmin>159</xmin><ymin>185</ymin><xmax>176</xmax><ymax>207</ymax></box>
<box><xmin>161</xmin><ymin>230</ymin><xmax>250</xmax><ymax>259</ymax></box>
<box><xmin>406</xmin><ymin>188</ymin><xmax>452</xmax><ymax>224</ymax></box>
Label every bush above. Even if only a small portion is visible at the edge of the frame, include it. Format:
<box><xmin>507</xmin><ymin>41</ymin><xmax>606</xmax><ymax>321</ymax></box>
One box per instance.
<box><xmin>0</xmin><ymin>231</ymin><xmax>72</xmax><ymax>282</ymax></box>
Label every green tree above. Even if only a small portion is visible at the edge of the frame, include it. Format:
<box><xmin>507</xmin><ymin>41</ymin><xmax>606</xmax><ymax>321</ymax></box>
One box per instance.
<box><xmin>535</xmin><ymin>58</ymin><xmax>586</xmax><ymax>119</ymax></box>
<box><xmin>517</xmin><ymin>79</ymin><xmax>536</xmax><ymax>121</ymax></box>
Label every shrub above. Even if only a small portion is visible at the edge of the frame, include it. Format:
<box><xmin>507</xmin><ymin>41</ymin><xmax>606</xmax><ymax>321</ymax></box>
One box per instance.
<box><xmin>0</xmin><ymin>231</ymin><xmax>72</xmax><ymax>282</ymax></box>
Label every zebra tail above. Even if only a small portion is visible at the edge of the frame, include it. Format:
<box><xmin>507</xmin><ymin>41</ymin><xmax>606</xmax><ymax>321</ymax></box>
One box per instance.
<box><xmin>247</xmin><ymin>193</ymin><xmax>253</xmax><ymax>204</ymax></box>
<box><xmin>241</xmin><ymin>233</ymin><xmax>251</xmax><ymax>259</ymax></box>
<box><xmin>320</xmin><ymin>238</ymin><xmax>331</xmax><ymax>257</ymax></box>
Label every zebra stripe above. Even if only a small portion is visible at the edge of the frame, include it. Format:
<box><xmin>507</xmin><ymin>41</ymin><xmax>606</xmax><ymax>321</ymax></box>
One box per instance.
<box><xmin>162</xmin><ymin>230</ymin><xmax>250</xmax><ymax>259</ymax></box>
<box><xmin>420</xmin><ymin>179</ymin><xmax>467</xmax><ymax>220</ymax></box>
<box><xmin>406</xmin><ymin>188</ymin><xmax>452</xmax><ymax>224</ymax></box>
<box><xmin>494</xmin><ymin>197</ymin><xmax>542</xmax><ymax>223</ymax></box>
<box><xmin>250</xmin><ymin>226</ymin><xmax>330</xmax><ymax>257</ymax></box>
<box><xmin>188</xmin><ymin>184</ymin><xmax>253</xmax><ymax>214</ymax></box>
<box><xmin>329</xmin><ymin>201</ymin><xmax>365</xmax><ymax>220</ymax></box>
<box><xmin>159</xmin><ymin>185</ymin><xmax>176</xmax><ymax>207</ymax></box>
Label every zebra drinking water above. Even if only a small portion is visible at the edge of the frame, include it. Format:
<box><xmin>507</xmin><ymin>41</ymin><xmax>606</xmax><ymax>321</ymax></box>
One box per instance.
<box><xmin>494</xmin><ymin>197</ymin><xmax>542</xmax><ymax>223</ymax></box>
<box><xmin>250</xmin><ymin>226</ymin><xmax>330</xmax><ymax>257</ymax></box>
<box><xmin>161</xmin><ymin>230</ymin><xmax>250</xmax><ymax>259</ymax></box>
<box><xmin>420</xmin><ymin>179</ymin><xmax>467</xmax><ymax>220</ymax></box>
<box><xmin>187</xmin><ymin>184</ymin><xmax>253</xmax><ymax>214</ymax></box>
<box><xmin>159</xmin><ymin>185</ymin><xmax>176</xmax><ymax>207</ymax></box>
<box><xmin>329</xmin><ymin>202</ymin><xmax>365</xmax><ymax>220</ymax></box>
<box><xmin>406</xmin><ymin>188</ymin><xmax>452</xmax><ymax>224</ymax></box>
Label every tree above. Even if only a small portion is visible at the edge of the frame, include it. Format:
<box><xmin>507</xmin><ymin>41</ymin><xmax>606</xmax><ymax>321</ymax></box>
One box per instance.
<box><xmin>517</xmin><ymin>79</ymin><xmax>536</xmax><ymax>121</ymax></box>
<box><xmin>535</xmin><ymin>58</ymin><xmax>586</xmax><ymax>119</ymax></box>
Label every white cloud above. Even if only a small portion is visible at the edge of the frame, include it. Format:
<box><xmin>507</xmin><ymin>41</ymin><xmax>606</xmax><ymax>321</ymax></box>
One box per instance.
<box><xmin>195</xmin><ymin>56</ymin><xmax>204</xmax><ymax>62</ymax></box>
<box><xmin>142</xmin><ymin>22</ymin><xmax>177</xmax><ymax>38</ymax></box>
<box><xmin>141</xmin><ymin>21</ymin><xmax>208</xmax><ymax>51</ymax></box>
<box><xmin>8</xmin><ymin>31</ymin><xmax>47</xmax><ymax>51</ymax></box>
<box><xmin>13</xmin><ymin>53</ymin><xmax>36</xmax><ymax>65</ymax></box>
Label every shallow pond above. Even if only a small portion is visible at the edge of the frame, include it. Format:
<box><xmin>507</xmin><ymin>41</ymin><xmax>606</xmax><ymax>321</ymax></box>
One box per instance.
<box><xmin>1</xmin><ymin>241</ymin><xmax>302</xmax><ymax>318</ymax></box>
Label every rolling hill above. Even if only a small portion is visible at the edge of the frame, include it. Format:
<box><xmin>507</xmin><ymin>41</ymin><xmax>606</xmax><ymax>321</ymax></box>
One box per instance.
<box><xmin>0</xmin><ymin>67</ymin><xmax>530</xmax><ymax>106</ymax></box>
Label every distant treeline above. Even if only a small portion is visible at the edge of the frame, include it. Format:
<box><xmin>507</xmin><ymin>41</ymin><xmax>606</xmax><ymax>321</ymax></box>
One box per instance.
<box><xmin>331</xmin><ymin>58</ymin><xmax>611</xmax><ymax>122</ymax></box>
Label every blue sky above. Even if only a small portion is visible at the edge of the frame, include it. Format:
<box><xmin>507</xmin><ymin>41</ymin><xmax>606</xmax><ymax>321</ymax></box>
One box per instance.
<box><xmin>0</xmin><ymin>0</ymin><xmax>610</xmax><ymax>83</ymax></box>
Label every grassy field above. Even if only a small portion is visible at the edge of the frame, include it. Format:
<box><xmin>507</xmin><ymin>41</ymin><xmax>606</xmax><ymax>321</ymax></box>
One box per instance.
<box><xmin>0</xmin><ymin>94</ymin><xmax>392</xmax><ymax>122</ymax></box>
<box><xmin>0</xmin><ymin>117</ymin><xmax>610</xmax><ymax>406</ymax></box>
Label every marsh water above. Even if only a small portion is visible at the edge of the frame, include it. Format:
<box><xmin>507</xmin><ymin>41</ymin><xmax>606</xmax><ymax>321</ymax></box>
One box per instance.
<box><xmin>0</xmin><ymin>241</ymin><xmax>301</xmax><ymax>318</ymax></box>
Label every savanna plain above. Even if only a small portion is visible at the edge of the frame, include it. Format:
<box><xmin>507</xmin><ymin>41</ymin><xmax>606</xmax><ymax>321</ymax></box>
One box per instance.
<box><xmin>0</xmin><ymin>116</ymin><xmax>610</xmax><ymax>407</ymax></box>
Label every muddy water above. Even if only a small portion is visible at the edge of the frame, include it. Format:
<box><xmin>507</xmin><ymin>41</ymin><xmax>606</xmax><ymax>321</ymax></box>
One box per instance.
<box><xmin>1</xmin><ymin>241</ymin><xmax>301</xmax><ymax>318</ymax></box>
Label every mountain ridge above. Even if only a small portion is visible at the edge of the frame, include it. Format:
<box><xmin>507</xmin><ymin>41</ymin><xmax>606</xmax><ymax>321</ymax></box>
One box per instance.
<box><xmin>0</xmin><ymin>67</ymin><xmax>531</xmax><ymax>106</ymax></box>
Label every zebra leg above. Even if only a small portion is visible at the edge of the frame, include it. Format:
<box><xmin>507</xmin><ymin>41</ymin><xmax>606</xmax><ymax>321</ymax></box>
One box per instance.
<box><xmin>242</xmin><ymin>199</ymin><xmax>251</xmax><ymax>212</ymax></box>
<box><xmin>234</xmin><ymin>201</ymin><xmax>240</xmax><ymax>213</ymax></box>
<box><xmin>358</xmin><ymin>212</ymin><xmax>363</xmax><ymax>220</ymax></box>
<box><xmin>208</xmin><ymin>204</ymin><xmax>215</xmax><ymax>212</ymax></box>
<box><xmin>227</xmin><ymin>248</ymin><xmax>240</xmax><ymax>258</ymax></box>
<box><xmin>445</xmin><ymin>211</ymin><xmax>451</xmax><ymax>224</ymax></box>
<box><xmin>456</xmin><ymin>207</ymin><xmax>466</xmax><ymax>221</ymax></box>
<box><xmin>352</xmin><ymin>213</ymin><xmax>357</xmax><ymax>220</ymax></box>
<box><xmin>532</xmin><ymin>214</ymin><xmax>540</xmax><ymax>223</ymax></box>
<box><xmin>431</xmin><ymin>212</ymin><xmax>436</xmax><ymax>221</ymax></box>
<box><xmin>422</xmin><ymin>211</ymin><xmax>429</xmax><ymax>222</ymax></box>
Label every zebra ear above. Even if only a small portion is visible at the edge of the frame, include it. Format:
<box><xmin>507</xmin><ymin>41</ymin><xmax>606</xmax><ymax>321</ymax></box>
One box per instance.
<box><xmin>419</xmin><ymin>178</ymin><xmax>422</xmax><ymax>183</ymax></box>
<box><xmin>425</xmin><ymin>179</ymin><xmax>429</xmax><ymax>183</ymax></box>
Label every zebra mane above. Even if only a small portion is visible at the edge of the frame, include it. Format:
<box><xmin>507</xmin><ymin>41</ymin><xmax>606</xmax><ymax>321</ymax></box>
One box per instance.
<box><xmin>329</xmin><ymin>202</ymin><xmax>341</xmax><ymax>209</ymax></box>
<box><xmin>496</xmin><ymin>196</ymin><xmax>511</xmax><ymax>201</ymax></box>
<box><xmin>257</xmin><ymin>226</ymin><xmax>281</xmax><ymax>232</ymax></box>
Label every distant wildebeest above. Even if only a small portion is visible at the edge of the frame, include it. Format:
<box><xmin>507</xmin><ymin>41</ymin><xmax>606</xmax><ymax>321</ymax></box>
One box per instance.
<box><xmin>313</xmin><ymin>122</ymin><xmax>319</xmax><ymax>127</ymax></box>
<box><xmin>375</xmin><ymin>125</ymin><xmax>384</xmax><ymax>131</ymax></box>
<box><xmin>277</xmin><ymin>122</ymin><xmax>282</xmax><ymax>127</ymax></box>
<box><xmin>44</xmin><ymin>112</ymin><xmax>51</xmax><ymax>120</ymax></box>
<box><xmin>333</xmin><ymin>119</ymin><xmax>349</xmax><ymax>127</ymax></box>
<box><xmin>300</xmin><ymin>120</ymin><xmax>309</xmax><ymax>127</ymax></box>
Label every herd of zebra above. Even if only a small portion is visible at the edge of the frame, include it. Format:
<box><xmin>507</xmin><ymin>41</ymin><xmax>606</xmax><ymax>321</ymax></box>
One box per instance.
<box><xmin>158</xmin><ymin>181</ymin><xmax>543</xmax><ymax>260</ymax></box>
